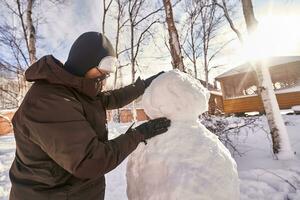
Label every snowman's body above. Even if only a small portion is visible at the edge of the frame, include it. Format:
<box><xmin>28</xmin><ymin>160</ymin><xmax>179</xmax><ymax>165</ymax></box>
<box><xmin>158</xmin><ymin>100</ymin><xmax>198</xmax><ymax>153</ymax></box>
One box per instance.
<box><xmin>126</xmin><ymin>70</ymin><xmax>239</xmax><ymax>200</ymax></box>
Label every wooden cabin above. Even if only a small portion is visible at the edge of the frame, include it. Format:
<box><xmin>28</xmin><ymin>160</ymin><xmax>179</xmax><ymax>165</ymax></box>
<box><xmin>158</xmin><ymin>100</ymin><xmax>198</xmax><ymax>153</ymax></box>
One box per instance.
<box><xmin>215</xmin><ymin>56</ymin><xmax>300</xmax><ymax>114</ymax></box>
<box><xmin>0</xmin><ymin>111</ymin><xmax>14</xmax><ymax>135</ymax></box>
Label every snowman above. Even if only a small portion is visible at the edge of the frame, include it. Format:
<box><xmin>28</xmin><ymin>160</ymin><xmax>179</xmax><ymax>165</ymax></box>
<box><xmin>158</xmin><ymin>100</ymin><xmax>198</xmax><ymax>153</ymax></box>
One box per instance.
<box><xmin>126</xmin><ymin>70</ymin><xmax>239</xmax><ymax>200</ymax></box>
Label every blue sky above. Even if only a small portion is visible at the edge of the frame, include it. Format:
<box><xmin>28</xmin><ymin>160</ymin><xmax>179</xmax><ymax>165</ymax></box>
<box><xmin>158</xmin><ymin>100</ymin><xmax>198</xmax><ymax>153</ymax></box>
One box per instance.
<box><xmin>1</xmin><ymin>0</ymin><xmax>300</xmax><ymax>82</ymax></box>
<box><xmin>38</xmin><ymin>0</ymin><xmax>102</xmax><ymax>61</ymax></box>
<box><xmin>31</xmin><ymin>0</ymin><xmax>300</xmax><ymax>83</ymax></box>
<box><xmin>38</xmin><ymin>0</ymin><xmax>300</xmax><ymax>60</ymax></box>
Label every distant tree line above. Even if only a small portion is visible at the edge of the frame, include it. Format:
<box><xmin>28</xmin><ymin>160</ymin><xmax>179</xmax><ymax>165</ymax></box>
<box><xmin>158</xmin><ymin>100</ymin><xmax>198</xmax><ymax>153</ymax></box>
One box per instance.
<box><xmin>0</xmin><ymin>0</ymin><xmax>240</xmax><ymax>109</ymax></box>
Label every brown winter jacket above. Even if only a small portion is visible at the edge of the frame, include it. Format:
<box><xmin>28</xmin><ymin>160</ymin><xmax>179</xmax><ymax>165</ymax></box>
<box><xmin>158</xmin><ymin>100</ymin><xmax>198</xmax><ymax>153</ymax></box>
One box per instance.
<box><xmin>9</xmin><ymin>55</ymin><xmax>145</xmax><ymax>200</ymax></box>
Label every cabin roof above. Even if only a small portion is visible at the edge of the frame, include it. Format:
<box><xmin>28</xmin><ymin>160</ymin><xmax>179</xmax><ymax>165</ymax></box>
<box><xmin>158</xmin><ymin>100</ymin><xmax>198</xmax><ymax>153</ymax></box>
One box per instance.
<box><xmin>216</xmin><ymin>56</ymin><xmax>300</xmax><ymax>80</ymax></box>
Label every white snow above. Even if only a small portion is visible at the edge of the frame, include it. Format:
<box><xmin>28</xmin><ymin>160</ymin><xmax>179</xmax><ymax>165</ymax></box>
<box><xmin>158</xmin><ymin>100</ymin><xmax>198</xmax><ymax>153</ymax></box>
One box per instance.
<box><xmin>292</xmin><ymin>105</ymin><xmax>300</xmax><ymax>112</ymax></box>
<box><xmin>224</xmin><ymin>84</ymin><xmax>300</xmax><ymax>99</ymax></box>
<box><xmin>275</xmin><ymin>85</ymin><xmax>300</xmax><ymax>94</ymax></box>
<box><xmin>127</xmin><ymin>70</ymin><xmax>239</xmax><ymax>200</ymax></box>
<box><xmin>260</xmin><ymin>64</ymin><xmax>294</xmax><ymax>160</ymax></box>
<box><xmin>0</xmin><ymin>134</ymin><xmax>15</xmax><ymax>200</ymax></box>
<box><xmin>229</xmin><ymin>115</ymin><xmax>300</xmax><ymax>200</ymax></box>
<box><xmin>216</xmin><ymin>56</ymin><xmax>300</xmax><ymax>79</ymax></box>
<box><xmin>142</xmin><ymin>70</ymin><xmax>209</xmax><ymax>121</ymax></box>
<box><xmin>1</xmin><ymin>115</ymin><xmax>300</xmax><ymax>200</ymax></box>
<box><xmin>0</xmin><ymin>71</ymin><xmax>299</xmax><ymax>199</ymax></box>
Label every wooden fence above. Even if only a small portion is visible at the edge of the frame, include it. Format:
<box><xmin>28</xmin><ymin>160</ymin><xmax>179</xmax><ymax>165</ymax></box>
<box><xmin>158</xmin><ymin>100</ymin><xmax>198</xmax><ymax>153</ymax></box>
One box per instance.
<box><xmin>0</xmin><ymin>109</ymin><xmax>150</xmax><ymax>135</ymax></box>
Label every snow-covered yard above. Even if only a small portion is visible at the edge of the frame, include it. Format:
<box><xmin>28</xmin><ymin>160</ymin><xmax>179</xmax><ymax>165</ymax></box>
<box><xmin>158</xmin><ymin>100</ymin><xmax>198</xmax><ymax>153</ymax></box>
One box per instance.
<box><xmin>1</xmin><ymin>115</ymin><xmax>300</xmax><ymax>200</ymax></box>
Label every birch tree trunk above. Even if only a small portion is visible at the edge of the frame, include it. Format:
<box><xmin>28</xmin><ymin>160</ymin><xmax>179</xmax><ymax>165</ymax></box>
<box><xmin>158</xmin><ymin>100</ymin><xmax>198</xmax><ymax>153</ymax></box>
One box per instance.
<box><xmin>102</xmin><ymin>0</ymin><xmax>113</xmax><ymax>36</ymax></box>
<box><xmin>112</xmin><ymin>0</ymin><xmax>126</xmax><ymax>123</ymax></box>
<box><xmin>190</xmin><ymin>18</ymin><xmax>197</xmax><ymax>78</ymax></box>
<box><xmin>215</xmin><ymin>0</ymin><xmax>243</xmax><ymax>43</ymax></box>
<box><xmin>128</xmin><ymin>0</ymin><xmax>161</xmax><ymax>121</ymax></box>
<box><xmin>203</xmin><ymin>50</ymin><xmax>209</xmax><ymax>88</ymax></box>
<box><xmin>27</xmin><ymin>0</ymin><xmax>37</xmax><ymax>64</ymax></box>
<box><xmin>24</xmin><ymin>0</ymin><xmax>37</xmax><ymax>101</ymax></box>
<box><xmin>241</xmin><ymin>0</ymin><xmax>294</xmax><ymax>159</ymax></box>
<box><xmin>163</xmin><ymin>0</ymin><xmax>185</xmax><ymax>71</ymax></box>
<box><xmin>17</xmin><ymin>0</ymin><xmax>37</xmax><ymax>102</ymax></box>
<box><xmin>2</xmin><ymin>0</ymin><xmax>67</xmax><ymax>108</ymax></box>
<box><xmin>191</xmin><ymin>24</ymin><xmax>198</xmax><ymax>79</ymax></box>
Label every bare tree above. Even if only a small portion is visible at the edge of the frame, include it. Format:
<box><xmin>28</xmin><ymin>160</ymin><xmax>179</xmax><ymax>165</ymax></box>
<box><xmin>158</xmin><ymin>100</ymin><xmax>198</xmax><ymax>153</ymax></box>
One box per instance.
<box><xmin>241</xmin><ymin>0</ymin><xmax>293</xmax><ymax>159</ymax></box>
<box><xmin>217</xmin><ymin>0</ymin><xmax>294</xmax><ymax>159</ymax></box>
<box><xmin>113</xmin><ymin>0</ymin><xmax>129</xmax><ymax>88</ymax></box>
<box><xmin>102</xmin><ymin>0</ymin><xmax>113</xmax><ymax>36</ymax></box>
<box><xmin>100</xmin><ymin>0</ymin><xmax>162</xmax><ymax>121</ymax></box>
<box><xmin>0</xmin><ymin>76</ymin><xmax>19</xmax><ymax>109</ymax></box>
<box><xmin>201</xmin><ymin>114</ymin><xmax>261</xmax><ymax>157</ymax></box>
<box><xmin>214</xmin><ymin>0</ymin><xmax>243</xmax><ymax>43</ymax></box>
<box><xmin>26</xmin><ymin>0</ymin><xmax>37</xmax><ymax>63</ymax></box>
<box><xmin>182</xmin><ymin>0</ymin><xmax>201</xmax><ymax>78</ymax></box>
<box><xmin>127</xmin><ymin>0</ymin><xmax>163</xmax><ymax>121</ymax></box>
<box><xmin>182</xmin><ymin>0</ymin><xmax>228</xmax><ymax>88</ymax></box>
<box><xmin>128</xmin><ymin>0</ymin><xmax>163</xmax><ymax>83</ymax></box>
<box><xmin>102</xmin><ymin>0</ymin><xmax>130</xmax><ymax>89</ymax></box>
<box><xmin>112</xmin><ymin>0</ymin><xmax>129</xmax><ymax>122</ymax></box>
<box><xmin>162</xmin><ymin>0</ymin><xmax>185</xmax><ymax>71</ymax></box>
<box><xmin>199</xmin><ymin>0</ymin><xmax>224</xmax><ymax>88</ymax></box>
<box><xmin>0</xmin><ymin>0</ymin><xmax>68</xmax><ymax>108</ymax></box>
<box><xmin>14</xmin><ymin>0</ymin><xmax>37</xmax><ymax>65</ymax></box>
<box><xmin>0</xmin><ymin>0</ymin><xmax>34</xmax><ymax>103</ymax></box>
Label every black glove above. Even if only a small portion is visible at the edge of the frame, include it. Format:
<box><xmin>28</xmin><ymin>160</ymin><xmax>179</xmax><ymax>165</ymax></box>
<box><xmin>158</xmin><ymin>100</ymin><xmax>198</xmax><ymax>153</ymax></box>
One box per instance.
<box><xmin>134</xmin><ymin>117</ymin><xmax>171</xmax><ymax>140</ymax></box>
<box><xmin>144</xmin><ymin>71</ymin><xmax>165</xmax><ymax>88</ymax></box>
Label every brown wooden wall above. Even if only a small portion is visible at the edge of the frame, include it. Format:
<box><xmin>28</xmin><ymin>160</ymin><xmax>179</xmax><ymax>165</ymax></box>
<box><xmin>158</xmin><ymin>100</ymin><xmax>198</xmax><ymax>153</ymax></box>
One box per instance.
<box><xmin>223</xmin><ymin>92</ymin><xmax>300</xmax><ymax>114</ymax></box>
<box><xmin>0</xmin><ymin>112</ymin><xmax>14</xmax><ymax>136</ymax></box>
<box><xmin>208</xmin><ymin>93</ymin><xmax>224</xmax><ymax>114</ymax></box>
<box><xmin>107</xmin><ymin>109</ymin><xmax>149</xmax><ymax>123</ymax></box>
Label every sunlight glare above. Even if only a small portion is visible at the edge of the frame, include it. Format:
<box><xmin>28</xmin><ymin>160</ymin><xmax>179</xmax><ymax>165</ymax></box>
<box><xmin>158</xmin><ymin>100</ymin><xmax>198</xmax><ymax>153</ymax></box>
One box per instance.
<box><xmin>242</xmin><ymin>15</ymin><xmax>300</xmax><ymax>61</ymax></box>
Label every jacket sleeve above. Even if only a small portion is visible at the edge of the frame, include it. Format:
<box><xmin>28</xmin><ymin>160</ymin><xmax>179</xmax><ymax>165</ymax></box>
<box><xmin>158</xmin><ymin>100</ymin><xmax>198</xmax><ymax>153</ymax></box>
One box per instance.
<box><xmin>99</xmin><ymin>77</ymin><xmax>145</xmax><ymax>110</ymax></box>
<box><xmin>24</xmin><ymin>89</ymin><xmax>144</xmax><ymax>180</ymax></box>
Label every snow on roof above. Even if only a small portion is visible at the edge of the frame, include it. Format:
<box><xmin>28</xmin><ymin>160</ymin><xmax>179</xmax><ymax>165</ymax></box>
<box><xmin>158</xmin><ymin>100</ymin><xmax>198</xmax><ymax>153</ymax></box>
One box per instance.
<box><xmin>216</xmin><ymin>56</ymin><xmax>300</xmax><ymax>79</ymax></box>
<box><xmin>292</xmin><ymin>105</ymin><xmax>300</xmax><ymax>112</ymax></box>
<box><xmin>275</xmin><ymin>84</ymin><xmax>300</xmax><ymax>94</ymax></box>
<box><xmin>209</xmin><ymin>90</ymin><xmax>222</xmax><ymax>96</ymax></box>
<box><xmin>225</xmin><ymin>84</ymin><xmax>300</xmax><ymax>99</ymax></box>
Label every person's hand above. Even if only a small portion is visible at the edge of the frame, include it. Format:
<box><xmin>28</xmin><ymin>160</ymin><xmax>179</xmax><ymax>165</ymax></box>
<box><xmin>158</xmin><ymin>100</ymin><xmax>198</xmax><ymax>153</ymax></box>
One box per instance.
<box><xmin>144</xmin><ymin>71</ymin><xmax>165</xmax><ymax>88</ymax></box>
<box><xmin>134</xmin><ymin>117</ymin><xmax>171</xmax><ymax>140</ymax></box>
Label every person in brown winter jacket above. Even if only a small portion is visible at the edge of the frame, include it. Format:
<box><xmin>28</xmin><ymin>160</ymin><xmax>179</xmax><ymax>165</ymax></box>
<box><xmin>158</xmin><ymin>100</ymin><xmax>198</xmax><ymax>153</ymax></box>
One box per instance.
<box><xmin>9</xmin><ymin>32</ymin><xmax>171</xmax><ymax>200</ymax></box>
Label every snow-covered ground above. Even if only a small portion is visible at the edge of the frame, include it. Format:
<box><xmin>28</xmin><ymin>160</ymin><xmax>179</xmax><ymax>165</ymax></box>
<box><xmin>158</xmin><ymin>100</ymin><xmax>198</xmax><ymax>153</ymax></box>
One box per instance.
<box><xmin>0</xmin><ymin>134</ymin><xmax>15</xmax><ymax>200</ymax></box>
<box><xmin>231</xmin><ymin>115</ymin><xmax>300</xmax><ymax>200</ymax></box>
<box><xmin>1</xmin><ymin>115</ymin><xmax>300</xmax><ymax>200</ymax></box>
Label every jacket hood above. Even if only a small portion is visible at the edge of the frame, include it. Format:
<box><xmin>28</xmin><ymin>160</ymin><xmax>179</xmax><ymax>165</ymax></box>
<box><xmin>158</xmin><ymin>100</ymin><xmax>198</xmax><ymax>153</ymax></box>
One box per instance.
<box><xmin>25</xmin><ymin>55</ymin><xmax>98</xmax><ymax>98</ymax></box>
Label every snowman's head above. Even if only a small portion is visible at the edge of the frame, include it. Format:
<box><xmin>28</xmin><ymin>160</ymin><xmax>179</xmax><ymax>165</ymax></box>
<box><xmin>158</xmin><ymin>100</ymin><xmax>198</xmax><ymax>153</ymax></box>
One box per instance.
<box><xmin>142</xmin><ymin>69</ymin><xmax>210</xmax><ymax>121</ymax></box>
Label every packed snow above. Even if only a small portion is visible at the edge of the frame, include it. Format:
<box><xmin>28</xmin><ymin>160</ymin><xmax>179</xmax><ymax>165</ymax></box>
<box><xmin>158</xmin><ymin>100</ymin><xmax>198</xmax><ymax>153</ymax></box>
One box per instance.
<box><xmin>292</xmin><ymin>105</ymin><xmax>300</xmax><ymax>113</ymax></box>
<box><xmin>1</xmin><ymin>115</ymin><xmax>300</xmax><ymax>200</ymax></box>
<box><xmin>127</xmin><ymin>70</ymin><xmax>239</xmax><ymax>200</ymax></box>
<box><xmin>142</xmin><ymin>70</ymin><xmax>209</xmax><ymax>121</ymax></box>
<box><xmin>232</xmin><ymin>115</ymin><xmax>300</xmax><ymax>200</ymax></box>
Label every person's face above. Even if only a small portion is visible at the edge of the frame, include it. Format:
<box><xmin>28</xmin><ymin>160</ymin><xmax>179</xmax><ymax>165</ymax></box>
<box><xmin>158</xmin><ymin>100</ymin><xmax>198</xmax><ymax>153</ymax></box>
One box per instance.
<box><xmin>85</xmin><ymin>67</ymin><xmax>110</xmax><ymax>93</ymax></box>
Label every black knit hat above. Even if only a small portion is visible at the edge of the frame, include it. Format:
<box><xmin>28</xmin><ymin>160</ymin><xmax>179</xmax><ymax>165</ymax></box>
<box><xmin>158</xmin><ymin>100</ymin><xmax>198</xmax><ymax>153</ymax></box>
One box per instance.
<box><xmin>64</xmin><ymin>32</ymin><xmax>116</xmax><ymax>77</ymax></box>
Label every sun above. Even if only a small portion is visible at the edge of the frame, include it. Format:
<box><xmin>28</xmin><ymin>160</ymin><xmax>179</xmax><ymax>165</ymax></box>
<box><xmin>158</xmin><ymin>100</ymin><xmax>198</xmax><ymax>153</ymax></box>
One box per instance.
<box><xmin>242</xmin><ymin>14</ymin><xmax>300</xmax><ymax>61</ymax></box>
